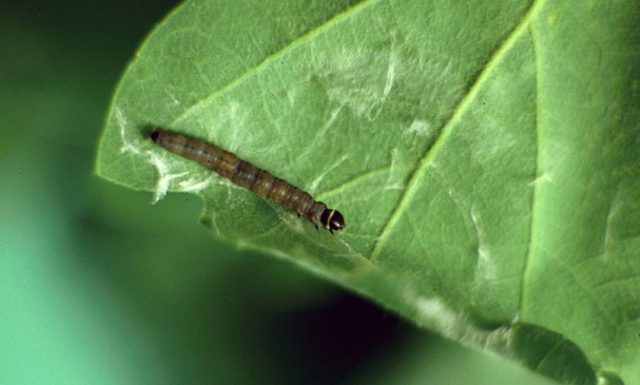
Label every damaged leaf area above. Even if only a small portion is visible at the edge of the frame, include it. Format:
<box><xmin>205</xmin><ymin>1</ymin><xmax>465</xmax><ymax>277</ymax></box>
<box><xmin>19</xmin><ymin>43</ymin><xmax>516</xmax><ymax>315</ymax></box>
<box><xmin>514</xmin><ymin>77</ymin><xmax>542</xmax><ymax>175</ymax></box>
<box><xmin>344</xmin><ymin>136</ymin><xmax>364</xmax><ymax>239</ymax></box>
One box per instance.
<box><xmin>96</xmin><ymin>0</ymin><xmax>640</xmax><ymax>384</ymax></box>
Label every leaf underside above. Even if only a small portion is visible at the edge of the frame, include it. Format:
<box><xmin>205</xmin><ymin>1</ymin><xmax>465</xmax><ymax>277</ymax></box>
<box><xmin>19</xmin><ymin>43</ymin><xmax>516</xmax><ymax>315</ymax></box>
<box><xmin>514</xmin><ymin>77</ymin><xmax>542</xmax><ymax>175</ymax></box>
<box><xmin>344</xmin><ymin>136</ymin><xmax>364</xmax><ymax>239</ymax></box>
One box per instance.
<box><xmin>96</xmin><ymin>1</ymin><xmax>640</xmax><ymax>384</ymax></box>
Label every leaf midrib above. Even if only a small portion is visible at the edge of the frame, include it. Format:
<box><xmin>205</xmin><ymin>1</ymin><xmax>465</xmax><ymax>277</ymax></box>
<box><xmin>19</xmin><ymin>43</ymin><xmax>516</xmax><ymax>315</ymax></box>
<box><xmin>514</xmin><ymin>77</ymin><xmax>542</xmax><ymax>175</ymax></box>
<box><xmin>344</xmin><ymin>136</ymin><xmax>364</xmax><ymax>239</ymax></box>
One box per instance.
<box><xmin>368</xmin><ymin>0</ymin><xmax>545</xmax><ymax>269</ymax></box>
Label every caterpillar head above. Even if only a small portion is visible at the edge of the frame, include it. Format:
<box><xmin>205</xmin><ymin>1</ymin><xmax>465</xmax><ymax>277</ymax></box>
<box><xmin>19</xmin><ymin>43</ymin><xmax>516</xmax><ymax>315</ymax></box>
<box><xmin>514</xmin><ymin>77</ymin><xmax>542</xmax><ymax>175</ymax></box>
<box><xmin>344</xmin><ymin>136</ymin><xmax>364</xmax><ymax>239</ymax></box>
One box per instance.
<box><xmin>320</xmin><ymin>209</ymin><xmax>345</xmax><ymax>234</ymax></box>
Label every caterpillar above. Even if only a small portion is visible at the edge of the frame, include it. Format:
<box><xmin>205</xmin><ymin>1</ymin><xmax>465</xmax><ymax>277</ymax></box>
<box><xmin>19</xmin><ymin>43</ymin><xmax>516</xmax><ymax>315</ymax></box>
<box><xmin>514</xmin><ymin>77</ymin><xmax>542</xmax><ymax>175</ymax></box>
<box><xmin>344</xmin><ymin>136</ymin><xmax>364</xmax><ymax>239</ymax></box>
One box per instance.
<box><xmin>148</xmin><ymin>128</ymin><xmax>345</xmax><ymax>233</ymax></box>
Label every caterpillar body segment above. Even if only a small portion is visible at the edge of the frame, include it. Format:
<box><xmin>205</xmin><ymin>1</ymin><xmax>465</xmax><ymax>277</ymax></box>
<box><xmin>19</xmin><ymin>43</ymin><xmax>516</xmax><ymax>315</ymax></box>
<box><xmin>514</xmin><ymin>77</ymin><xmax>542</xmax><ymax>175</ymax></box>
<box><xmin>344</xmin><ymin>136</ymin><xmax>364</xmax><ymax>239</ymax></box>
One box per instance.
<box><xmin>149</xmin><ymin>129</ymin><xmax>345</xmax><ymax>233</ymax></box>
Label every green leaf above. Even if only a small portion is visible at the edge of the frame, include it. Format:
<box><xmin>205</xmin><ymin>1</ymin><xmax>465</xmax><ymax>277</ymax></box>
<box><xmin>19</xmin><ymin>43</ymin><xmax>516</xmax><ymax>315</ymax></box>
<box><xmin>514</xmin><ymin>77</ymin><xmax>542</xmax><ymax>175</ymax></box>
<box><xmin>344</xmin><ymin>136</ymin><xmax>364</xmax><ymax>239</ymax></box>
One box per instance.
<box><xmin>96</xmin><ymin>0</ymin><xmax>640</xmax><ymax>384</ymax></box>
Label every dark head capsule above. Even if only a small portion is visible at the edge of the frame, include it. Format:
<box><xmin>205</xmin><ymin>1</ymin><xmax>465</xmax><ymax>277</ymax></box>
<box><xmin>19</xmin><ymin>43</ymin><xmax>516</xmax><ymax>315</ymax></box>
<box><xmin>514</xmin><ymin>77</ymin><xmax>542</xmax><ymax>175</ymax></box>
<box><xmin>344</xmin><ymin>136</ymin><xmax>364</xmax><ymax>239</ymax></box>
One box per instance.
<box><xmin>320</xmin><ymin>209</ymin><xmax>345</xmax><ymax>233</ymax></box>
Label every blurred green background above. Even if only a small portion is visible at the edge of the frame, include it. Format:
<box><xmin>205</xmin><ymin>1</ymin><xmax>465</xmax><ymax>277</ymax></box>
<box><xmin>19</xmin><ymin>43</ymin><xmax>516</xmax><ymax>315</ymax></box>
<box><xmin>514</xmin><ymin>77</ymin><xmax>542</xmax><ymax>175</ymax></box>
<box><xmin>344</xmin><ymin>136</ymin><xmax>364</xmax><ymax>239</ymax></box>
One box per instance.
<box><xmin>1</xmin><ymin>1</ymin><xmax>555</xmax><ymax>384</ymax></box>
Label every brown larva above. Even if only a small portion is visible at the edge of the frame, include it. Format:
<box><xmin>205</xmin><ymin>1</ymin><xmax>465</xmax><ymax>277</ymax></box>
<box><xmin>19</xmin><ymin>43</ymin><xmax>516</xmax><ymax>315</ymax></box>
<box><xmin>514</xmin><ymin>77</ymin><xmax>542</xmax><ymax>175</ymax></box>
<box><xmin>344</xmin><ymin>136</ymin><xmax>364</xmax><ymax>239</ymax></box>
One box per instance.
<box><xmin>148</xmin><ymin>128</ymin><xmax>345</xmax><ymax>233</ymax></box>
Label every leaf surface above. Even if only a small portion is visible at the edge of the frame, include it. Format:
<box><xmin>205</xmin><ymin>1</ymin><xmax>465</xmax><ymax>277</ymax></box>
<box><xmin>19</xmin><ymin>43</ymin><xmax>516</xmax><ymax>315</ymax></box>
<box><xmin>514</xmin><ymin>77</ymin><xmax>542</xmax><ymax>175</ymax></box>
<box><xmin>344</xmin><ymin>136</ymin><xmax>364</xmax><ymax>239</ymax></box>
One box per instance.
<box><xmin>96</xmin><ymin>1</ymin><xmax>640</xmax><ymax>384</ymax></box>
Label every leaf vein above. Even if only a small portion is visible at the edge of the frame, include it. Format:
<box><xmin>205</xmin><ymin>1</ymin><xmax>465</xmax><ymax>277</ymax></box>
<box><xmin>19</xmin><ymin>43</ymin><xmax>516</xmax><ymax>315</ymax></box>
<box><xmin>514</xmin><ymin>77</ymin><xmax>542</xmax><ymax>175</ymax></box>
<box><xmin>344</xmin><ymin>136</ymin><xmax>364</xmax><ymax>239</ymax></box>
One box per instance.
<box><xmin>168</xmin><ymin>0</ymin><xmax>381</xmax><ymax>127</ymax></box>
<box><xmin>369</xmin><ymin>0</ymin><xmax>545</xmax><ymax>262</ymax></box>
<box><xmin>519</xmin><ymin>24</ymin><xmax>541</xmax><ymax>317</ymax></box>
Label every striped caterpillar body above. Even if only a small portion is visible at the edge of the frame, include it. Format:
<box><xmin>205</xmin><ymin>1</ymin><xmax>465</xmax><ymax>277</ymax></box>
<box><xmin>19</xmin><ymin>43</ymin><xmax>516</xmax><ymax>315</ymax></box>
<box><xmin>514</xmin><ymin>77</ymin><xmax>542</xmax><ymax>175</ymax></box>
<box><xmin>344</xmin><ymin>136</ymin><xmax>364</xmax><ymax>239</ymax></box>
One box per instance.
<box><xmin>149</xmin><ymin>128</ymin><xmax>345</xmax><ymax>233</ymax></box>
